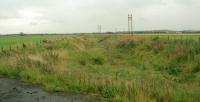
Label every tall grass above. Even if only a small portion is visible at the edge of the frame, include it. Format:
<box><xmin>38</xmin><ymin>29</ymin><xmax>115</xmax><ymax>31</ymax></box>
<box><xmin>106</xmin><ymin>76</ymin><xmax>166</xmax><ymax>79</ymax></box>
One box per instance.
<box><xmin>0</xmin><ymin>35</ymin><xmax>200</xmax><ymax>101</ymax></box>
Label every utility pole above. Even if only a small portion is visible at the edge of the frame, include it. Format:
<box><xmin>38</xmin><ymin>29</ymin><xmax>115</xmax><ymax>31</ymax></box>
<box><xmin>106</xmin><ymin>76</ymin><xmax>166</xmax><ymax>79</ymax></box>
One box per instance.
<box><xmin>128</xmin><ymin>14</ymin><xmax>133</xmax><ymax>34</ymax></box>
<box><xmin>98</xmin><ymin>25</ymin><xmax>102</xmax><ymax>33</ymax></box>
<box><xmin>100</xmin><ymin>25</ymin><xmax>102</xmax><ymax>33</ymax></box>
<box><xmin>115</xmin><ymin>28</ymin><xmax>118</xmax><ymax>34</ymax></box>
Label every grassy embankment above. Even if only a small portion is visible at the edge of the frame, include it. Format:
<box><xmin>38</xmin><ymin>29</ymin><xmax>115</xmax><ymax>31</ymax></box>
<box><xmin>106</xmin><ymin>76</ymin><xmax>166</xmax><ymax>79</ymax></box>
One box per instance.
<box><xmin>0</xmin><ymin>34</ymin><xmax>200</xmax><ymax>102</ymax></box>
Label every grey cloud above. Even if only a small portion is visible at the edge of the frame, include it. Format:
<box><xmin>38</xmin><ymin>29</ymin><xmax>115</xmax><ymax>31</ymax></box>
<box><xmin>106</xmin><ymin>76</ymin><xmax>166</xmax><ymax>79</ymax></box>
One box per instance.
<box><xmin>0</xmin><ymin>0</ymin><xmax>199</xmax><ymax>34</ymax></box>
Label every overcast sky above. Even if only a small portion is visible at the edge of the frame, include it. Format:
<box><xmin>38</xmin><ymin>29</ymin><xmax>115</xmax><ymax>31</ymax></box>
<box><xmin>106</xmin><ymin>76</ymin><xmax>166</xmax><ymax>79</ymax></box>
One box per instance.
<box><xmin>0</xmin><ymin>0</ymin><xmax>199</xmax><ymax>34</ymax></box>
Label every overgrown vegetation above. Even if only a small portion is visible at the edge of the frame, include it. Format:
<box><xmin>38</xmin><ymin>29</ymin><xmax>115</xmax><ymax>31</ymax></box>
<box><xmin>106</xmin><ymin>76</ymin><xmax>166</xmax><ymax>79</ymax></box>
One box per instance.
<box><xmin>0</xmin><ymin>34</ymin><xmax>200</xmax><ymax>102</ymax></box>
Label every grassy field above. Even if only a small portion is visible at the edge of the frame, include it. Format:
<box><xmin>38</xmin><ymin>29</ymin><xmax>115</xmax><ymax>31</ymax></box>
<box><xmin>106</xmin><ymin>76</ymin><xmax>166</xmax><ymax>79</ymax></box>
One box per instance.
<box><xmin>0</xmin><ymin>34</ymin><xmax>200</xmax><ymax>102</ymax></box>
<box><xmin>0</xmin><ymin>35</ymin><xmax>52</xmax><ymax>48</ymax></box>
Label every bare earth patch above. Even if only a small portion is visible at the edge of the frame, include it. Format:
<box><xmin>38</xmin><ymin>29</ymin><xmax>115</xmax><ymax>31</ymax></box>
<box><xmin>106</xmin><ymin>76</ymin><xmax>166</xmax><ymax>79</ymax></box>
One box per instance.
<box><xmin>0</xmin><ymin>77</ymin><xmax>97</xmax><ymax>102</ymax></box>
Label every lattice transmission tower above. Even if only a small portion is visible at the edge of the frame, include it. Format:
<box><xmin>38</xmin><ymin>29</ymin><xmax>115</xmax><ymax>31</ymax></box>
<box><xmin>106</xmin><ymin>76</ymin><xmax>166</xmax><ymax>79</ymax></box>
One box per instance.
<box><xmin>128</xmin><ymin>14</ymin><xmax>133</xmax><ymax>34</ymax></box>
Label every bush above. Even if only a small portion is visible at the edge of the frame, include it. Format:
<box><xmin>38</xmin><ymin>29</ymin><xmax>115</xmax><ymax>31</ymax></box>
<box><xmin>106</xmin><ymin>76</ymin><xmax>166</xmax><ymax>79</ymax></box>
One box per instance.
<box><xmin>167</xmin><ymin>66</ymin><xmax>181</xmax><ymax>76</ymax></box>
<box><xmin>158</xmin><ymin>63</ymin><xmax>182</xmax><ymax>76</ymax></box>
<box><xmin>192</xmin><ymin>62</ymin><xmax>200</xmax><ymax>73</ymax></box>
<box><xmin>19</xmin><ymin>71</ymin><xmax>33</xmax><ymax>80</ymax></box>
<box><xmin>22</xmin><ymin>43</ymin><xmax>27</xmax><ymax>48</ymax></box>
<box><xmin>152</xmin><ymin>36</ymin><xmax>160</xmax><ymax>41</ymax></box>
<box><xmin>0</xmin><ymin>67</ymin><xmax>19</xmax><ymax>78</ymax></box>
<box><xmin>91</xmin><ymin>56</ymin><xmax>105</xmax><ymax>65</ymax></box>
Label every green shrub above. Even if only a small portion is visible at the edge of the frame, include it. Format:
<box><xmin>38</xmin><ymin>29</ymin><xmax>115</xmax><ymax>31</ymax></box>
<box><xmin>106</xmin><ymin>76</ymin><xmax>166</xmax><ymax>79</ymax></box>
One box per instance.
<box><xmin>152</xmin><ymin>36</ymin><xmax>160</xmax><ymax>41</ymax></box>
<box><xmin>19</xmin><ymin>71</ymin><xmax>33</xmax><ymax>80</ymax></box>
<box><xmin>0</xmin><ymin>67</ymin><xmax>19</xmax><ymax>78</ymax></box>
<box><xmin>91</xmin><ymin>56</ymin><xmax>105</xmax><ymax>65</ymax></box>
<box><xmin>192</xmin><ymin>62</ymin><xmax>200</xmax><ymax>73</ymax></box>
<box><xmin>167</xmin><ymin>65</ymin><xmax>181</xmax><ymax>76</ymax></box>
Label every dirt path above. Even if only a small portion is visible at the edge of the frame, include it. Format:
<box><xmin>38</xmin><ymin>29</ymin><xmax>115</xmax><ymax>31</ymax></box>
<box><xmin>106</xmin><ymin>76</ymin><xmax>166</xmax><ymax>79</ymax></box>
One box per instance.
<box><xmin>0</xmin><ymin>77</ymin><xmax>96</xmax><ymax>102</ymax></box>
